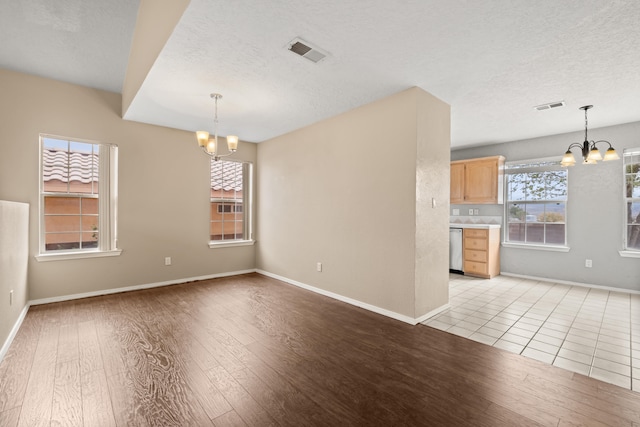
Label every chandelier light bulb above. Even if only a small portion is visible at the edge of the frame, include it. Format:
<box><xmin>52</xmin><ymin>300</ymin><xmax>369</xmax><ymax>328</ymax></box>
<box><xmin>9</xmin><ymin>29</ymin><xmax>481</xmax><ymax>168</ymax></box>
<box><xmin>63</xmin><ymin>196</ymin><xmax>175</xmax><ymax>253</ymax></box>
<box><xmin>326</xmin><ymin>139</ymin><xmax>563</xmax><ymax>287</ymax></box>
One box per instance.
<box><xmin>195</xmin><ymin>93</ymin><xmax>239</xmax><ymax>161</ymax></box>
<box><xmin>560</xmin><ymin>105</ymin><xmax>619</xmax><ymax>167</ymax></box>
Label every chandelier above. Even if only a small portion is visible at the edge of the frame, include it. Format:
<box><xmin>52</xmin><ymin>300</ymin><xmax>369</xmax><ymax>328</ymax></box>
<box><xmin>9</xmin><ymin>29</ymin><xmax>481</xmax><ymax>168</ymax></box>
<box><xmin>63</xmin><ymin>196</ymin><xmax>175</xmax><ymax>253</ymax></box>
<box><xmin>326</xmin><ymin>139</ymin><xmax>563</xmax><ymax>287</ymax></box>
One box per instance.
<box><xmin>195</xmin><ymin>93</ymin><xmax>238</xmax><ymax>161</ymax></box>
<box><xmin>560</xmin><ymin>105</ymin><xmax>619</xmax><ymax>167</ymax></box>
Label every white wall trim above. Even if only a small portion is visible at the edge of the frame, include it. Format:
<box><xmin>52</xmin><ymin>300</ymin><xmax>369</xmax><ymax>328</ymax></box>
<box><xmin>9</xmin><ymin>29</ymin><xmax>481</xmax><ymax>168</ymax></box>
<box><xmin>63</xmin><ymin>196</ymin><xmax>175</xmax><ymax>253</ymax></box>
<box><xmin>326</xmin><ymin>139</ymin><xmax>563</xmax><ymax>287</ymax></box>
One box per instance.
<box><xmin>501</xmin><ymin>272</ymin><xmax>640</xmax><ymax>295</ymax></box>
<box><xmin>501</xmin><ymin>242</ymin><xmax>570</xmax><ymax>253</ymax></box>
<box><xmin>0</xmin><ymin>304</ymin><xmax>30</xmax><ymax>364</ymax></box>
<box><xmin>34</xmin><ymin>248</ymin><xmax>123</xmax><ymax>262</ymax></box>
<box><xmin>619</xmin><ymin>250</ymin><xmax>640</xmax><ymax>259</ymax></box>
<box><xmin>3</xmin><ymin>269</ymin><xmax>451</xmax><ymax>365</ymax></box>
<box><xmin>415</xmin><ymin>303</ymin><xmax>451</xmax><ymax>324</ymax></box>
<box><xmin>29</xmin><ymin>269</ymin><xmax>257</xmax><ymax>306</ymax></box>
<box><xmin>256</xmin><ymin>269</ymin><xmax>443</xmax><ymax>325</ymax></box>
<box><xmin>208</xmin><ymin>239</ymin><xmax>255</xmax><ymax>249</ymax></box>
<box><xmin>2</xmin><ymin>269</ymin><xmax>257</xmax><ymax>364</ymax></box>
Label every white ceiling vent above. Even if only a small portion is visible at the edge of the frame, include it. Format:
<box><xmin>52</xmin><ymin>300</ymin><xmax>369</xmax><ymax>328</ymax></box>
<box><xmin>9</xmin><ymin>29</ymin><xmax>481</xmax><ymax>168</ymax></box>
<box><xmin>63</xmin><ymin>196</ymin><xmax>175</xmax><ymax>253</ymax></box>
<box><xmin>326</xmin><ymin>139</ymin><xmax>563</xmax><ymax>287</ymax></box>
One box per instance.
<box><xmin>287</xmin><ymin>38</ymin><xmax>328</xmax><ymax>63</ymax></box>
<box><xmin>534</xmin><ymin>101</ymin><xmax>565</xmax><ymax>111</ymax></box>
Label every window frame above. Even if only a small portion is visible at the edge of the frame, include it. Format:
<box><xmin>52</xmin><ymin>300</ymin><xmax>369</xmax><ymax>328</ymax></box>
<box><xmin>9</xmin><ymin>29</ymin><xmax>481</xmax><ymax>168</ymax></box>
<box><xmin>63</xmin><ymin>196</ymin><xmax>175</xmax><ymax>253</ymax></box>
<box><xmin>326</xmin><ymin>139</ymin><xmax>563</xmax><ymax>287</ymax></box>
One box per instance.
<box><xmin>216</xmin><ymin>203</ymin><xmax>243</xmax><ymax>214</ymax></box>
<box><xmin>208</xmin><ymin>159</ymin><xmax>254</xmax><ymax>249</ymax></box>
<box><xmin>36</xmin><ymin>134</ymin><xmax>121</xmax><ymax>262</ymax></box>
<box><xmin>620</xmin><ymin>148</ymin><xmax>640</xmax><ymax>257</ymax></box>
<box><xmin>502</xmin><ymin>158</ymin><xmax>569</xmax><ymax>251</ymax></box>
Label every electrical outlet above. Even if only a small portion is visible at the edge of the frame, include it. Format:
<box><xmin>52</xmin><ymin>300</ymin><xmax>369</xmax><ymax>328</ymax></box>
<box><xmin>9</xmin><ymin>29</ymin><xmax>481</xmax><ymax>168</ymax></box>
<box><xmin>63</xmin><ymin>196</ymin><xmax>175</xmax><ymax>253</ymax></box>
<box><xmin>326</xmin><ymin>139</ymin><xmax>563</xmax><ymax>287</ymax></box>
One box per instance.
<box><xmin>585</xmin><ymin>259</ymin><xmax>592</xmax><ymax>268</ymax></box>
<box><xmin>165</xmin><ymin>257</ymin><xmax>172</xmax><ymax>266</ymax></box>
<box><xmin>468</xmin><ymin>209</ymin><xmax>474</xmax><ymax>215</ymax></box>
<box><xmin>9</xmin><ymin>290</ymin><xmax>13</xmax><ymax>306</ymax></box>
<box><xmin>317</xmin><ymin>262</ymin><xmax>322</xmax><ymax>272</ymax></box>
<box><xmin>474</xmin><ymin>209</ymin><xmax>479</xmax><ymax>215</ymax></box>
<box><xmin>453</xmin><ymin>209</ymin><xmax>460</xmax><ymax>216</ymax></box>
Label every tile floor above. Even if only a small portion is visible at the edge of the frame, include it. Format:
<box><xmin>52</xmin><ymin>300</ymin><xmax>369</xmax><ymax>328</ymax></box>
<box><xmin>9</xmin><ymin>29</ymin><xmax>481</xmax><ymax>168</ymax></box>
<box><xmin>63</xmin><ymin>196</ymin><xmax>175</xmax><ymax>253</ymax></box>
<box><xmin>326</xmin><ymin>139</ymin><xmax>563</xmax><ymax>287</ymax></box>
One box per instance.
<box><xmin>423</xmin><ymin>274</ymin><xmax>640</xmax><ymax>391</ymax></box>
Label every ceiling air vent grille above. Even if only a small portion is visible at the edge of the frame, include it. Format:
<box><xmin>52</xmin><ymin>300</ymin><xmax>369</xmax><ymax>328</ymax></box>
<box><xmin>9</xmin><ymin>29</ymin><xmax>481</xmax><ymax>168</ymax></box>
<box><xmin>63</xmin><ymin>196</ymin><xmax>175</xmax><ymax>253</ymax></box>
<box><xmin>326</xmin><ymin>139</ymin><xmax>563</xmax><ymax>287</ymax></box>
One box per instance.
<box><xmin>534</xmin><ymin>101</ymin><xmax>565</xmax><ymax>111</ymax></box>
<box><xmin>290</xmin><ymin>41</ymin><xmax>312</xmax><ymax>56</ymax></box>
<box><xmin>287</xmin><ymin>38</ymin><xmax>328</xmax><ymax>63</ymax></box>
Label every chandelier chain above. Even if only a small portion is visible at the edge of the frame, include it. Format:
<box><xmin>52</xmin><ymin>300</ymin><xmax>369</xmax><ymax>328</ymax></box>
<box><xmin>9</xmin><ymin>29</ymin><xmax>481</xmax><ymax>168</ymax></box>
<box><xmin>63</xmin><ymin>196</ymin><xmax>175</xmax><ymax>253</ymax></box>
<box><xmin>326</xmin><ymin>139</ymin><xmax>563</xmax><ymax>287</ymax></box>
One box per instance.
<box><xmin>215</xmin><ymin>95</ymin><xmax>220</xmax><ymax>125</ymax></box>
<box><xmin>584</xmin><ymin>107</ymin><xmax>588</xmax><ymax>142</ymax></box>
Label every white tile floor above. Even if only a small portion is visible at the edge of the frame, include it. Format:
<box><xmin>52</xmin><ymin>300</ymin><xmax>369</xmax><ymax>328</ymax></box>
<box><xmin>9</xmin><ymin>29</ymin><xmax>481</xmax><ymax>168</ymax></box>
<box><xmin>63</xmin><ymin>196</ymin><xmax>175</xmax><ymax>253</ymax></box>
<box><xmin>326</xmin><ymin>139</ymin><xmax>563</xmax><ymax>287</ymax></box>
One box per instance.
<box><xmin>423</xmin><ymin>274</ymin><xmax>640</xmax><ymax>391</ymax></box>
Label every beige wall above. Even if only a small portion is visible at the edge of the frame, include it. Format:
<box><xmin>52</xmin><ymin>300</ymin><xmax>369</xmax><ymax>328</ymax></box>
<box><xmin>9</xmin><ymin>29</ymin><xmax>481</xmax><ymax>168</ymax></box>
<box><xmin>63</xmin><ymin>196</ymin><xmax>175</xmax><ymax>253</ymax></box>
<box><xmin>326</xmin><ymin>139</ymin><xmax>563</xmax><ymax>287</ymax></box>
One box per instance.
<box><xmin>256</xmin><ymin>87</ymin><xmax>450</xmax><ymax>319</ymax></box>
<box><xmin>414</xmin><ymin>90</ymin><xmax>451</xmax><ymax>316</ymax></box>
<box><xmin>0</xmin><ymin>201</ymin><xmax>29</xmax><ymax>356</ymax></box>
<box><xmin>0</xmin><ymin>69</ymin><xmax>256</xmax><ymax>301</ymax></box>
<box><xmin>0</xmin><ymin>68</ymin><xmax>448</xmax><ymax>326</ymax></box>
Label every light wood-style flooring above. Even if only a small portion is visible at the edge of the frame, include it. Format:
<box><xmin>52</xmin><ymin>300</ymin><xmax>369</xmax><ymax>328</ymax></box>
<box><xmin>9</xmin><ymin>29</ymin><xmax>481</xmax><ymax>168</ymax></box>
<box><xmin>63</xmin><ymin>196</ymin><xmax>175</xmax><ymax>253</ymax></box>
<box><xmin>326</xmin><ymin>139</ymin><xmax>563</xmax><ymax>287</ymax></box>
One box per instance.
<box><xmin>1</xmin><ymin>273</ymin><xmax>639</xmax><ymax>426</ymax></box>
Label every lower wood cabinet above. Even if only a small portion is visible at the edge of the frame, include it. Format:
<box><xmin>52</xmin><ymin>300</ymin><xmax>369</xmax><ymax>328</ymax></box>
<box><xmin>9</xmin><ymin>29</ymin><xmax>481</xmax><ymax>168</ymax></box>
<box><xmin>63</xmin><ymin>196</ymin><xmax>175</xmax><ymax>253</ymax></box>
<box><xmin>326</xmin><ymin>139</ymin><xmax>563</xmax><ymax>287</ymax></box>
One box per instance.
<box><xmin>463</xmin><ymin>228</ymin><xmax>500</xmax><ymax>279</ymax></box>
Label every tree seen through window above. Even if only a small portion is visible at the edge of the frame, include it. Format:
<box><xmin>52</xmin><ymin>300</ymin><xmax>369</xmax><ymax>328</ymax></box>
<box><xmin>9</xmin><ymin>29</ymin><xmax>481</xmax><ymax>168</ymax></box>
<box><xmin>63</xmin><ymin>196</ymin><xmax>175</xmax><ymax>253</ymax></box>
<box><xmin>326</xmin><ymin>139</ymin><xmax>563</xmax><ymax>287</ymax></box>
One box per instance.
<box><xmin>624</xmin><ymin>150</ymin><xmax>640</xmax><ymax>250</ymax></box>
<box><xmin>506</xmin><ymin>163</ymin><xmax>567</xmax><ymax>246</ymax></box>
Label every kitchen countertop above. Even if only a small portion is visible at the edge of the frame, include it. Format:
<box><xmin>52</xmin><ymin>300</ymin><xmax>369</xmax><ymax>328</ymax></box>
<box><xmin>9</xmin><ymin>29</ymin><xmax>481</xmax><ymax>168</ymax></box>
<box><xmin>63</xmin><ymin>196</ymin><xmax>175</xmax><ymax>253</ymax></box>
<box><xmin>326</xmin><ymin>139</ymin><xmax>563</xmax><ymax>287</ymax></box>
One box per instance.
<box><xmin>449</xmin><ymin>223</ymin><xmax>501</xmax><ymax>229</ymax></box>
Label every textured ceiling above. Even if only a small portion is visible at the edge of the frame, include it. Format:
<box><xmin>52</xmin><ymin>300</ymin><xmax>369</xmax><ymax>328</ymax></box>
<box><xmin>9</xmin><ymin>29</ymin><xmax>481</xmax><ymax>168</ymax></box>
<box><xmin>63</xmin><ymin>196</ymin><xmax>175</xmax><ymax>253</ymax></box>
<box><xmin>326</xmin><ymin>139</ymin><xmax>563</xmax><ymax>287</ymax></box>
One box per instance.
<box><xmin>2</xmin><ymin>0</ymin><xmax>640</xmax><ymax>148</ymax></box>
<box><xmin>0</xmin><ymin>0</ymin><xmax>139</xmax><ymax>93</ymax></box>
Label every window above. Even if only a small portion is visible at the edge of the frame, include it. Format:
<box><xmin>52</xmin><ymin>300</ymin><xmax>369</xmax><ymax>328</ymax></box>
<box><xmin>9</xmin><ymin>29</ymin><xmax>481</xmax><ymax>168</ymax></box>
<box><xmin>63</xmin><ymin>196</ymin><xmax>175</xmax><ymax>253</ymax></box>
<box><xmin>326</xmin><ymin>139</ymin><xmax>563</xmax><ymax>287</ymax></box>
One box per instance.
<box><xmin>505</xmin><ymin>160</ymin><xmax>567</xmax><ymax>247</ymax></box>
<box><xmin>210</xmin><ymin>159</ymin><xmax>253</xmax><ymax>245</ymax></box>
<box><xmin>38</xmin><ymin>135</ymin><xmax>119</xmax><ymax>260</ymax></box>
<box><xmin>217</xmin><ymin>204</ymin><xmax>243</xmax><ymax>214</ymax></box>
<box><xmin>624</xmin><ymin>149</ymin><xmax>640</xmax><ymax>251</ymax></box>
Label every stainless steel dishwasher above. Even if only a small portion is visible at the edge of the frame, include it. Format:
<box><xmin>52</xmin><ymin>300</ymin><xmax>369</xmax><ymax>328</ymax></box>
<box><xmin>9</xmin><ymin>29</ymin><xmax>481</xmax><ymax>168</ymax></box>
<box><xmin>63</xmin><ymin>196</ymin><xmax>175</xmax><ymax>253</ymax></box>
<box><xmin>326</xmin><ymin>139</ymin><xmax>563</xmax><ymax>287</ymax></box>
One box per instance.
<box><xmin>449</xmin><ymin>228</ymin><xmax>463</xmax><ymax>274</ymax></box>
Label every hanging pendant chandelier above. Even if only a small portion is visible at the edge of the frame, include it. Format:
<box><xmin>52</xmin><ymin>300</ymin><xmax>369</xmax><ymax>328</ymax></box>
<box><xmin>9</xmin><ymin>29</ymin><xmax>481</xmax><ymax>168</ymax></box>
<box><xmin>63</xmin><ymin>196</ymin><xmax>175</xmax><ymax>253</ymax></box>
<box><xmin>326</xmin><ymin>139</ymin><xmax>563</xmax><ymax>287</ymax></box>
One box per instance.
<box><xmin>560</xmin><ymin>105</ymin><xmax>620</xmax><ymax>167</ymax></box>
<box><xmin>195</xmin><ymin>93</ymin><xmax>238</xmax><ymax>161</ymax></box>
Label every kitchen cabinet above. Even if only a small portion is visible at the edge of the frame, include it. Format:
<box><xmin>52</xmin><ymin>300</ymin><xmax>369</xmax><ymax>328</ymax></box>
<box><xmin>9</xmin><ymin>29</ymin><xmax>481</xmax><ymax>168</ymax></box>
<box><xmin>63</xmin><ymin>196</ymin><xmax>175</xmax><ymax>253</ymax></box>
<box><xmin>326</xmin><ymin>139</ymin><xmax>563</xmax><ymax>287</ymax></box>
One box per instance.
<box><xmin>450</xmin><ymin>162</ymin><xmax>465</xmax><ymax>204</ymax></box>
<box><xmin>463</xmin><ymin>228</ymin><xmax>500</xmax><ymax>278</ymax></box>
<box><xmin>450</xmin><ymin>156</ymin><xmax>505</xmax><ymax>204</ymax></box>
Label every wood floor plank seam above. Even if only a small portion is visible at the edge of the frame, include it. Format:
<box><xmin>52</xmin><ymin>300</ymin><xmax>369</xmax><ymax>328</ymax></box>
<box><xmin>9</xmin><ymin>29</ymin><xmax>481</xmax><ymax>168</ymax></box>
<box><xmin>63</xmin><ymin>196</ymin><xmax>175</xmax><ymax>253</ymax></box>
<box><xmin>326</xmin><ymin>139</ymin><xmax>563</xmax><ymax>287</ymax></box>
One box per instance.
<box><xmin>521</xmin><ymin>372</ymin><xmax>638</xmax><ymax>426</ymax></box>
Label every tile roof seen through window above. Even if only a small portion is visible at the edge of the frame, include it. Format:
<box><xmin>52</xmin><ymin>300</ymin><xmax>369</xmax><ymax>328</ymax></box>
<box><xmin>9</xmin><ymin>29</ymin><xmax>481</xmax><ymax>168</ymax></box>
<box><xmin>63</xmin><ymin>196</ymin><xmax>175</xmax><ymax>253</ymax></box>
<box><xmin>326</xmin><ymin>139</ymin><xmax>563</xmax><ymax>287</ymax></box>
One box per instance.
<box><xmin>42</xmin><ymin>148</ymin><xmax>98</xmax><ymax>184</ymax></box>
<box><xmin>211</xmin><ymin>160</ymin><xmax>243</xmax><ymax>192</ymax></box>
<box><xmin>43</xmin><ymin>148</ymin><xmax>243</xmax><ymax>191</ymax></box>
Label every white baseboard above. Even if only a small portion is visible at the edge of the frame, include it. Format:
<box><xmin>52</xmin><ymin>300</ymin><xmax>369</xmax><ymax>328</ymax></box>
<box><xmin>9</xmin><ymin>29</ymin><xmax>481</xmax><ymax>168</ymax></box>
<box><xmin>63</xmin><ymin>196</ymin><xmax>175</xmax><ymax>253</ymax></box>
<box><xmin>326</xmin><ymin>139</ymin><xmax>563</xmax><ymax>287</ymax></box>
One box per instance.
<box><xmin>29</xmin><ymin>269</ymin><xmax>257</xmax><ymax>306</ymax></box>
<box><xmin>1</xmin><ymin>269</ymin><xmax>256</xmax><ymax>365</ymax></box>
<box><xmin>256</xmin><ymin>269</ymin><xmax>449</xmax><ymax>325</ymax></box>
<box><xmin>0</xmin><ymin>304</ymin><xmax>29</xmax><ymax>364</ymax></box>
<box><xmin>4</xmin><ymin>268</ymin><xmax>450</xmax><ymax>365</ymax></box>
<box><xmin>415</xmin><ymin>303</ymin><xmax>451</xmax><ymax>324</ymax></box>
<box><xmin>500</xmin><ymin>272</ymin><xmax>640</xmax><ymax>295</ymax></box>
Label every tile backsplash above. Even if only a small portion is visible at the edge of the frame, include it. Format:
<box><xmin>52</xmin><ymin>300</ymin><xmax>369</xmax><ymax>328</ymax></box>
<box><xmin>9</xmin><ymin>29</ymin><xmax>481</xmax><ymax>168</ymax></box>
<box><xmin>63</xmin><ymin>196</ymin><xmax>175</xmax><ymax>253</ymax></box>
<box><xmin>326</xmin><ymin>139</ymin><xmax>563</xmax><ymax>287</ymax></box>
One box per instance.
<box><xmin>449</xmin><ymin>215</ymin><xmax>502</xmax><ymax>225</ymax></box>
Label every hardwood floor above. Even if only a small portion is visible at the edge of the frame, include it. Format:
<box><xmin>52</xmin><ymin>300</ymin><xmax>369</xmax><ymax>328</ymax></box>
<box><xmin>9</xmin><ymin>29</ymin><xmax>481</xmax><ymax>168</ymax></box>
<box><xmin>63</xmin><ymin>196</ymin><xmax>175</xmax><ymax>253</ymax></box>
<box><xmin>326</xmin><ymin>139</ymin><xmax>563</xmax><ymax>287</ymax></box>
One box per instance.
<box><xmin>1</xmin><ymin>273</ymin><xmax>639</xmax><ymax>426</ymax></box>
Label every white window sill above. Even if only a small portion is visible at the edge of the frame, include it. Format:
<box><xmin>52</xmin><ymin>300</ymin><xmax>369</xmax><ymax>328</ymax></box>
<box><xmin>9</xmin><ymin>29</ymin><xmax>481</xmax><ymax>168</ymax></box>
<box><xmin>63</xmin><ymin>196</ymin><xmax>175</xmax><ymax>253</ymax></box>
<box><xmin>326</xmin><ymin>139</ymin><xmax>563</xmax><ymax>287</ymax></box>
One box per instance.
<box><xmin>35</xmin><ymin>249</ymin><xmax>122</xmax><ymax>262</ymax></box>
<box><xmin>501</xmin><ymin>242</ymin><xmax>570</xmax><ymax>252</ymax></box>
<box><xmin>619</xmin><ymin>250</ymin><xmax>640</xmax><ymax>258</ymax></box>
<box><xmin>208</xmin><ymin>239</ymin><xmax>255</xmax><ymax>249</ymax></box>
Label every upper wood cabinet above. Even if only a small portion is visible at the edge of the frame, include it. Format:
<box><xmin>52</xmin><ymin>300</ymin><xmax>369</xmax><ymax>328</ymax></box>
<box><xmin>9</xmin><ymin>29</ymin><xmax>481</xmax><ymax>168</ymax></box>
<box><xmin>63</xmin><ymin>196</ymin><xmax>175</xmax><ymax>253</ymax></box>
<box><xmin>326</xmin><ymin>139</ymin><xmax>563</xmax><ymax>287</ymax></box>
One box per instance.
<box><xmin>450</xmin><ymin>156</ymin><xmax>505</xmax><ymax>204</ymax></box>
<box><xmin>450</xmin><ymin>163</ymin><xmax>465</xmax><ymax>204</ymax></box>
